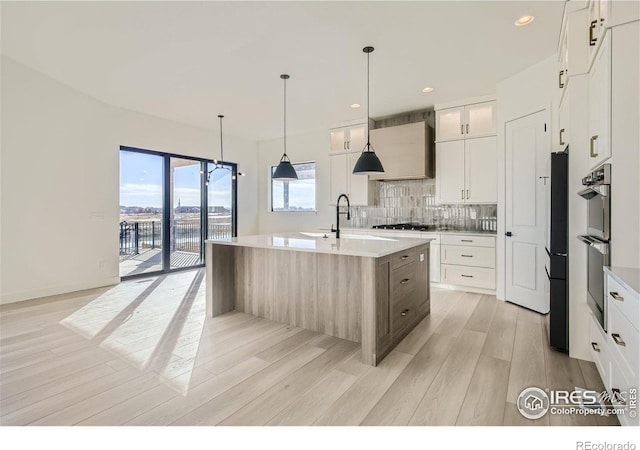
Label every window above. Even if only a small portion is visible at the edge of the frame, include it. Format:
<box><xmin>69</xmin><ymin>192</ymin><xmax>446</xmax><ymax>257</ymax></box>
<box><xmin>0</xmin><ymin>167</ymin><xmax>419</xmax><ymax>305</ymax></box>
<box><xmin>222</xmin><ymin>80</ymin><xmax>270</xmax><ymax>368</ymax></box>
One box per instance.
<box><xmin>271</xmin><ymin>162</ymin><xmax>316</xmax><ymax>212</ymax></box>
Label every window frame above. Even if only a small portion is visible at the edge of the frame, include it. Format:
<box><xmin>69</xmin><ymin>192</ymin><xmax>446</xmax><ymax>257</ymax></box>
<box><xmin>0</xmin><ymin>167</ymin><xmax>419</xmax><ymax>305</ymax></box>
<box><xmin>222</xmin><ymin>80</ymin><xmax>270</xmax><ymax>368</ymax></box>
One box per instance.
<box><xmin>270</xmin><ymin>161</ymin><xmax>317</xmax><ymax>213</ymax></box>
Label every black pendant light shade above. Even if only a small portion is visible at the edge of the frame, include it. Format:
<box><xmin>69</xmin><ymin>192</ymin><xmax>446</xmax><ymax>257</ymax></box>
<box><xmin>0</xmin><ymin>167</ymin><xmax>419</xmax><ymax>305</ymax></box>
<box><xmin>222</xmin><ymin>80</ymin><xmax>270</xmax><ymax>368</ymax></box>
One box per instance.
<box><xmin>272</xmin><ymin>74</ymin><xmax>298</xmax><ymax>181</ymax></box>
<box><xmin>272</xmin><ymin>155</ymin><xmax>298</xmax><ymax>180</ymax></box>
<box><xmin>353</xmin><ymin>46</ymin><xmax>385</xmax><ymax>175</ymax></box>
<box><xmin>353</xmin><ymin>148</ymin><xmax>385</xmax><ymax>174</ymax></box>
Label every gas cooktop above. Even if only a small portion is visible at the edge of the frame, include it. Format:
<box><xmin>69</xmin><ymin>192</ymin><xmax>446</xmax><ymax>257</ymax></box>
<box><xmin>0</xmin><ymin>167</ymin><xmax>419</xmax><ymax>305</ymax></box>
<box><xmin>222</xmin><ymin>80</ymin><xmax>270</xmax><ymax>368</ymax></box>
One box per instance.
<box><xmin>372</xmin><ymin>223</ymin><xmax>449</xmax><ymax>232</ymax></box>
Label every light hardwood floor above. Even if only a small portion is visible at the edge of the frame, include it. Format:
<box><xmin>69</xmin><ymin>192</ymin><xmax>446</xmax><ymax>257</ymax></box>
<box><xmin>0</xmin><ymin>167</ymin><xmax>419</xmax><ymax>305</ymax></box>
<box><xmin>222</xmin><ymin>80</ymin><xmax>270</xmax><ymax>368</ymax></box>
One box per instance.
<box><xmin>0</xmin><ymin>269</ymin><xmax>618</xmax><ymax>426</ymax></box>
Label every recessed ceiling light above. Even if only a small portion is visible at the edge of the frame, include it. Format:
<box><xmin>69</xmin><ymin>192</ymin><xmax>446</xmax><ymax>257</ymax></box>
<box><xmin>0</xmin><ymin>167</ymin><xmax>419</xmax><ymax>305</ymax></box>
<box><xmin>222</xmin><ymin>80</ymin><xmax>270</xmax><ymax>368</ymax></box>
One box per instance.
<box><xmin>515</xmin><ymin>15</ymin><xmax>535</xmax><ymax>26</ymax></box>
<box><xmin>350</xmin><ymin>103</ymin><xmax>361</xmax><ymax>109</ymax></box>
<box><xmin>421</xmin><ymin>87</ymin><xmax>434</xmax><ymax>93</ymax></box>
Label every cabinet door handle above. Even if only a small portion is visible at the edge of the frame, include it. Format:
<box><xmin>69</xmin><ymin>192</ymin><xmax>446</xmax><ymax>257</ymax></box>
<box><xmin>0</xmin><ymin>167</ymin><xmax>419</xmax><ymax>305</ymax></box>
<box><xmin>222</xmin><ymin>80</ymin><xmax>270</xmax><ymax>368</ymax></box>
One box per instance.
<box><xmin>590</xmin><ymin>135</ymin><xmax>599</xmax><ymax>158</ymax></box>
<box><xmin>589</xmin><ymin>20</ymin><xmax>598</xmax><ymax>46</ymax></box>
<box><xmin>466</xmin><ymin>189</ymin><xmax>470</xmax><ymax>200</ymax></box>
<box><xmin>347</xmin><ymin>141</ymin><xmax>350</xmax><ymax>150</ymax></box>
<box><xmin>611</xmin><ymin>333</ymin><xmax>626</xmax><ymax>347</ymax></box>
<box><xmin>461</xmin><ymin>274</ymin><xmax>473</xmax><ymax>278</ymax></box>
<box><xmin>466</xmin><ymin>123</ymin><xmax>469</xmax><ymax>134</ymax></box>
<box><xmin>400</xmin><ymin>308</ymin><xmax>410</xmax><ymax>316</ymax></box>
<box><xmin>461</xmin><ymin>254</ymin><xmax>474</xmax><ymax>258</ymax></box>
<box><xmin>559</xmin><ymin>128</ymin><xmax>565</xmax><ymax>145</ymax></box>
<box><xmin>461</xmin><ymin>189</ymin><xmax>464</xmax><ymax>200</ymax></box>
<box><xmin>591</xmin><ymin>342</ymin><xmax>600</xmax><ymax>352</ymax></box>
<box><xmin>461</xmin><ymin>124</ymin><xmax>464</xmax><ymax>135</ymax></box>
<box><xmin>609</xmin><ymin>291</ymin><xmax>624</xmax><ymax>302</ymax></box>
<box><xmin>559</xmin><ymin>70</ymin><xmax>565</xmax><ymax>88</ymax></box>
<box><xmin>400</xmin><ymin>278</ymin><xmax>410</xmax><ymax>284</ymax></box>
<box><xmin>343</xmin><ymin>141</ymin><xmax>346</xmax><ymax>150</ymax></box>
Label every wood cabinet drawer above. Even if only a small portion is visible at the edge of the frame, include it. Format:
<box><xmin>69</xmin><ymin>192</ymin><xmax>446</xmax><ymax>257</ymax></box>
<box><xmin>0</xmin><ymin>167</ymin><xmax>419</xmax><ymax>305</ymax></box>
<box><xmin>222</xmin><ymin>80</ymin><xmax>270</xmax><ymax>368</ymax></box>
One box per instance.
<box><xmin>607</xmin><ymin>302</ymin><xmax>639</xmax><ymax>381</ymax></box>
<box><xmin>390</xmin><ymin>247</ymin><xmax>417</xmax><ymax>270</ymax></box>
<box><xmin>441</xmin><ymin>245</ymin><xmax>495</xmax><ymax>268</ymax></box>
<box><xmin>441</xmin><ymin>234</ymin><xmax>495</xmax><ymax>248</ymax></box>
<box><xmin>392</xmin><ymin>295</ymin><xmax>423</xmax><ymax>340</ymax></box>
<box><xmin>441</xmin><ymin>264</ymin><xmax>495</xmax><ymax>290</ymax></box>
<box><xmin>607</xmin><ymin>275</ymin><xmax>639</xmax><ymax>331</ymax></box>
<box><xmin>589</xmin><ymin>312</ymin><xmax>609</xmax><ymax>384</ymax></box>
<box><xmin>392</xmin><ymin>261</ymin><xmax>417</xmax><ymax>304</ymax></box>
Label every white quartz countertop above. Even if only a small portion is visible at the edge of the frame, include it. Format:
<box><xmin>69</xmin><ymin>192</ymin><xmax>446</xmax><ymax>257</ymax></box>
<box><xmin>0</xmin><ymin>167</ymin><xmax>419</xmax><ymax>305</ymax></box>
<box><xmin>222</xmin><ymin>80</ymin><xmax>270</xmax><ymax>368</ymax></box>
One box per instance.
<box><xmin>604</xmin><ymin>266</ymin><xmax>640</xmax><ymax>295</ymax></box>
<box><xmin>206</xmin><ymin>232</ymin><xmax>432</xmax><ymax>258</ymax></box>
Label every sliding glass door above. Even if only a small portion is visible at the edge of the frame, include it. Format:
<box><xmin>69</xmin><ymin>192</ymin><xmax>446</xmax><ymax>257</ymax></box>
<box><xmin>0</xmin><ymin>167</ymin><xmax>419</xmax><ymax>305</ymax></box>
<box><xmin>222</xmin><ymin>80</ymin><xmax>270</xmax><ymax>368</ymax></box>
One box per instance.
<box><xmin>119</xmin><ymin>147</ymin><xmax>236</xmax><ymax>279</ymax></box>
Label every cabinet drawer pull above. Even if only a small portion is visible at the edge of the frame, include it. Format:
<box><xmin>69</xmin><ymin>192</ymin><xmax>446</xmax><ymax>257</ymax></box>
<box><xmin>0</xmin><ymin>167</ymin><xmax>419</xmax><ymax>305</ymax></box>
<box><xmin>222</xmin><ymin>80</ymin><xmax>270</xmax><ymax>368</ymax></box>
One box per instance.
<box><xmin>461</xmin><ymin>239</ymin><xmax>473</xmax><ymax>242</ymax></box>
<box><xmin>461</xmin><ymin>254</ymin><xmax>474</xmax><ymax>258</ymax></box>
<box><xmin>611</xmin><ymin>333</ymin><xmax>626</xmax><ymax>347</ymax></box>
<box><xmin>609</xmin><ymin>291</ymin><xmax>624</xmax><ymax>301</ymax></box>
<box><xmin>589</xmin><ymin>20</ymin><xmax>597</xmax><ymax>46</ymax></box>
<box><xmin>400</xmin><ymin>309</ymin><xmax>410</xmax><ymax>316</ymax></box>
<box><xmin>461</xmin><ymin>274</ymin><xmax>473</xmax><ymax>278</ymax></box>
<box><xmin>400</xmin><ymin>278</ymin><xmax>410</xmax><ymax>284</ymax></box>
<box><xmin>401</xmin><ymin>255</ymin><xmax>409</xmax><ymax>260</ymax></box>
<box><xmin>461</xmin><ymin>124</ymin><xmax>464</xmax><ymax>135</ymax></box>
<box><xmin>591</xmin><ymin>342</ymin><xmax>600</xmax><ymax>352</ymax></box>
<box><xmin>559</xmin><ymin>128</ymin><xmax>565</xmax><ymax>145</ymax></box>
<box><xmin>612</xmin><ymin>388</ymin><xmax>626</xmax><ymax>405</ymax></box>
<box><xmin>558</xmin><ymin>70</ymin><xmax>565</xmax><ymax>88</ymax></box>
<box><xmin>590</xmin><ymin>135</ymin><xmax>598</xmax><ymax>158</ymax></box>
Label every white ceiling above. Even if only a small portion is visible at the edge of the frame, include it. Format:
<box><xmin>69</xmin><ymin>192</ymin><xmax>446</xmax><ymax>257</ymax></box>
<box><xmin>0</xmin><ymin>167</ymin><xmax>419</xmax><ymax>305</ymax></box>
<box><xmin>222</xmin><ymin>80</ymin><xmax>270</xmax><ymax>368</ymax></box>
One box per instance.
<box><xmin>1</xmin><ymin>1</ymin><xmax>564</xmax><ymax>141</ymax></box>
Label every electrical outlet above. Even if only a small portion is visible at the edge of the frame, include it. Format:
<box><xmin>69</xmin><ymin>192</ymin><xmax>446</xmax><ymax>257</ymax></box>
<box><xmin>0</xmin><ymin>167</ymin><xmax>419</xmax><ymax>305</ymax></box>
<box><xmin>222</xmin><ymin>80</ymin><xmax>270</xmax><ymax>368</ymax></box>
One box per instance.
<box><xmin>470</xmin><ymin>210</ymin><xmax>477</xmax><ymax>219</ymax></box>
<box><xmin>443</xmin><ymin>211</ymin><xmax>450</xmax><ymax>219</ymax></box>
<box><xmin>419</xmin><ymin>253</ymin><xmax>425</xmax><ymax>262</ymax></box>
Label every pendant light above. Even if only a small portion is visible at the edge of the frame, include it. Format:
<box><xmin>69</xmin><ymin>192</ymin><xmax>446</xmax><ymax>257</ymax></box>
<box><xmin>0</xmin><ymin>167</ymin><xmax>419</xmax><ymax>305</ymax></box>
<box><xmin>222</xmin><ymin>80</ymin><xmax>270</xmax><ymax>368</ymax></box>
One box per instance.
<box><xmin>204</xmin><ymin>114</ymin><xmax>245</xmax><ymax>185</ymax></box>
<box><xmin>272</xmin><ymin>74</ymin><xmax>298</xmax><ymax>181</ymax></box>
<box><xmin>353</xmin><ymin>46</ymin><xmax>385</xmax><ymax>175</ymax></box>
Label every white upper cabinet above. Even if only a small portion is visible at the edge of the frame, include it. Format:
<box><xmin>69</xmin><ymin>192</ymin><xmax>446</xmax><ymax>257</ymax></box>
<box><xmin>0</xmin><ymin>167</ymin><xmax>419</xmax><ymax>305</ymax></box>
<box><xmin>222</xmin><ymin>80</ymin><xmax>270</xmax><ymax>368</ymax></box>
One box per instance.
<box><xmin>588</xmin><ymin>0</ymin><xmax>608</xmax><ymax>65</ymax></box>
<box><xmin>588</xmin><ymin>0</ymin><xmax>640</xmax><ymax>69</ymax></box>
<box><xmin>464</xmin><ymin>102</ymin><xmax>497</xmax><ymax>138</ymax></box>
<box><xmin>435</xmin><ymin>107</ymin><xmax>465</xmax><ymax>141</ymax></box>
<box><xmin>436</xmin><ymin>141</ymin><xmax>465</xmax><ymax>203</ymax></box>
<box><xmin>557</xmin><ymin>7</ymin><xmax>590</xmax><ymax>100</ymax></box>
<box><xmin>465</xmin><ymin>137</ymin><xmax>498</xmax><ymax>203</ymax></box>
<box><xmin>329</xmin><ymin>123</ymin><xmax>367</xmax><ymax>153</ymax></box>
<box><xmin>588</xmin><ymin>29</ymin><xmax>611</xmax><ymax>169</ymax></box>
<box><xmin>436</xmin><ymin>101</ymin><xmax>496</xmax><ymax>141</ymax></box>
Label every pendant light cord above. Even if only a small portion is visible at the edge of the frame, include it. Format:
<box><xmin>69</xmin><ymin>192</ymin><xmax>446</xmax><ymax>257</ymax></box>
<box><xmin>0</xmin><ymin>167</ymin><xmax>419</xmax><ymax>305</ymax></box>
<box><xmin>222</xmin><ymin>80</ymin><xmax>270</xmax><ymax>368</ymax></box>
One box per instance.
<box><xmin>219</xmin><ymin>115</ymin><xmax>224</xmax><ymax>164</ymax></box>
<box><xmin>366</xmin><ymin>49</ymin><xmax>371</xmax><ymax>148</ymax></box>
<box><xmin>283</xmin><ymin>75</ymin><xmax>287</xmax><ymax>159</ymax></box>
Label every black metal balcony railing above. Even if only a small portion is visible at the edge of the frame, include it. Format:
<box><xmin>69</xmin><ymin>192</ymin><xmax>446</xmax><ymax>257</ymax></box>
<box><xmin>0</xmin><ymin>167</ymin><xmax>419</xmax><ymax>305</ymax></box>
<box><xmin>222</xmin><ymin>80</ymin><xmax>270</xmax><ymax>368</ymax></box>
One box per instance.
<box><xmin>119</xmin><ymin>220</ymin><xmax>232</xmax><ymax>257</ymax></box>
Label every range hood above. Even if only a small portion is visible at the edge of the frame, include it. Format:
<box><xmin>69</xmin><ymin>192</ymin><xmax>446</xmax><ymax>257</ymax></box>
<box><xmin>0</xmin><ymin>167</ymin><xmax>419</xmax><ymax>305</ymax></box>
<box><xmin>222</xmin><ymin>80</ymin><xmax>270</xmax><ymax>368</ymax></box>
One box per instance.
<box><xmin>368</xmin><ymin>121</ymin><xmax>434</xmax><ymax>180</ymax></box>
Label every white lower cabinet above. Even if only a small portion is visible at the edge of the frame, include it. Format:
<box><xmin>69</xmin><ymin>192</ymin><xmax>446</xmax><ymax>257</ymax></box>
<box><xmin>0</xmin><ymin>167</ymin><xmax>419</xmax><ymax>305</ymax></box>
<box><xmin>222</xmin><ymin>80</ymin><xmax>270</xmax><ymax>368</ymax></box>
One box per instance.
<box><xmin>589</xmin><ymin>312</ymin><xmax>609</xmax><ymax>384</ymax></box>
<box><xmin>440</xmin><ymin>234</ymin><xmax>496</xmax><ymax>291</ymax></box>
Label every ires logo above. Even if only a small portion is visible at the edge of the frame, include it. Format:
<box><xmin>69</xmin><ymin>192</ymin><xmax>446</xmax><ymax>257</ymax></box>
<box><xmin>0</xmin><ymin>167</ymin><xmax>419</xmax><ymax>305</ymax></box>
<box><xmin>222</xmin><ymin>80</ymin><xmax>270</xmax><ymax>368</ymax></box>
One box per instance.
<box><xmin>517</xmin><ymin>387</ymin><xmax>636</xmax><ymax>420</ymax></box>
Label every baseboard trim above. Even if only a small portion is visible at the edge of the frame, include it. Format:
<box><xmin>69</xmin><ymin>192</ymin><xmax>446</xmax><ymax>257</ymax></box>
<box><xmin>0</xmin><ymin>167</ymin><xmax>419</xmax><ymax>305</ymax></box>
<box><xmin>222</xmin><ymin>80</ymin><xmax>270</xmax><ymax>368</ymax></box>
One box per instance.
<box><xmin>0</xmin><ymin>277</ymin><xmax>121</xmax><ymax>305</ymax></box>
<box><xmin>431</xmin><ymin>282</ymin><xmax>497</xmax><ymax>296</ymax></box>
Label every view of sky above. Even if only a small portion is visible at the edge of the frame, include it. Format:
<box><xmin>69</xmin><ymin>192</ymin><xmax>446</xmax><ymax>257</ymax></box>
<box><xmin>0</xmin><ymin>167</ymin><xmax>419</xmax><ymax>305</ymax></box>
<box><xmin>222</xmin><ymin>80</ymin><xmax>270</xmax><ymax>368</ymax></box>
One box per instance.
<box><xmin>120</xmin><ymin>150</ymin><xmax>232</xmax><ymax>209</ymax></box>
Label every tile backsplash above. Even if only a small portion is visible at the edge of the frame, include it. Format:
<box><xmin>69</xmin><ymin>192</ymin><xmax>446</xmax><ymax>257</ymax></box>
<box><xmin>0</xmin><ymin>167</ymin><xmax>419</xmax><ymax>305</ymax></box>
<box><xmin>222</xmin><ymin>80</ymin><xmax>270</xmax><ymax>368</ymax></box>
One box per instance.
<box><xmin>350</xmin><ymin>179</ymin><xmax>497</xmax><ymax>232</ymax></box>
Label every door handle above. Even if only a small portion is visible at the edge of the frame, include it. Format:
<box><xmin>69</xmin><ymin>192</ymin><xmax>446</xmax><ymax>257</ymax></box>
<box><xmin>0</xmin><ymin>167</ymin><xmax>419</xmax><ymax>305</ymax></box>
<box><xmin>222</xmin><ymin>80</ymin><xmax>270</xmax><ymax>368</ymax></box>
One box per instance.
<box><xmin>559</xmin><ymin>128</ymin><xmax>565</xmax><ymax>145</ymax></box>
<box><xmin>505</xmin><ymin>232</ymin><xmax>513</xmax><ymax>237</ymax></box>
<box><xmin>591</xmin><ymin>342</ymin><xmax>601</xmax><ymax>352</ymax></box>
<box><xmin>400</xmin><ymin>308</ymin><xmax>410</xmax><ymax>316</ymax></box>
<box><xmin>590</xmin><ymin>135</ymin><xmax>599</xmax><ymax>158</ymax></box>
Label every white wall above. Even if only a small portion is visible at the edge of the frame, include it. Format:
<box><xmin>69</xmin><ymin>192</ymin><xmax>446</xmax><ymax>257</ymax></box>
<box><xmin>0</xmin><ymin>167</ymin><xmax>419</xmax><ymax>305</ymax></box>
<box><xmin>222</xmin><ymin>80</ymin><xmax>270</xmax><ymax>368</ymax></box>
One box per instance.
<box><xmin>257</xmin><ymin>129</ymin><xmax>334</xmax><ymax>234</ymax></box>
<box><xmin>0</xmin><ymin>56</ymin><xmax>258</xmax><ymax>304</ymax></box>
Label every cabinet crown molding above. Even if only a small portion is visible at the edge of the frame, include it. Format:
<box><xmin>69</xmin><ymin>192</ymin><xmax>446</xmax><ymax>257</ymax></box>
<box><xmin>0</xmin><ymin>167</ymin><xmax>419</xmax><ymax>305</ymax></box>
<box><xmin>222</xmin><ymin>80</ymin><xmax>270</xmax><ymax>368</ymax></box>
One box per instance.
<box><xmin>434</xmin><ymin>94</ymin><xmax>497</xmax><ymax>112</ymax></box>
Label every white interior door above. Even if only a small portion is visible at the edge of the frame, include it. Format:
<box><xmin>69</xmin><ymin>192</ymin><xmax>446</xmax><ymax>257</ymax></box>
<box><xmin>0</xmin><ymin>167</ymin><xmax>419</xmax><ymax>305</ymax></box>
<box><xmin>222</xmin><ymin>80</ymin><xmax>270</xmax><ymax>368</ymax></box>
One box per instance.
<box><xmin>505</xmin><ymin>110</ymin><xmax>550</xmax><ymax>313</ymax></box>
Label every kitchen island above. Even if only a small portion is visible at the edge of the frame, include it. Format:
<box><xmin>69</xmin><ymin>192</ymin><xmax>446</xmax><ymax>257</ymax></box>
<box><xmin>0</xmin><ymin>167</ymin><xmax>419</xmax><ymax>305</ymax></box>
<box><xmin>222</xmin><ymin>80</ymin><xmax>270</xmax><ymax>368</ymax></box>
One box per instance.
<box><xmin>205</xmin><ymin>232</ymin><xmax>431</xmax><ymax>366</ymax></box>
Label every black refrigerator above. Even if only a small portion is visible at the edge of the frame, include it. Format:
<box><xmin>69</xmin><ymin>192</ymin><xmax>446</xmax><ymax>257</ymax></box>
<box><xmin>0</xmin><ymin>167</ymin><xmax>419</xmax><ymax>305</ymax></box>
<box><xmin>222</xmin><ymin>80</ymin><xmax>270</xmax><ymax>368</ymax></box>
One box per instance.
<box><xmin>545</xmin><ymin>148</ymin><xmax>569</xmax><ymax>352</ymax></box>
